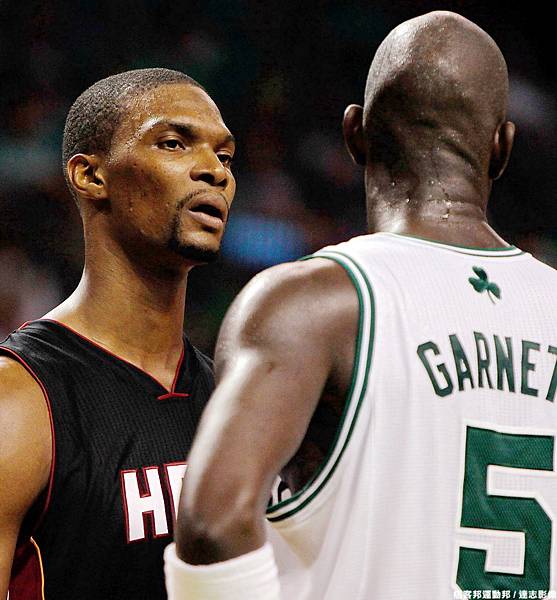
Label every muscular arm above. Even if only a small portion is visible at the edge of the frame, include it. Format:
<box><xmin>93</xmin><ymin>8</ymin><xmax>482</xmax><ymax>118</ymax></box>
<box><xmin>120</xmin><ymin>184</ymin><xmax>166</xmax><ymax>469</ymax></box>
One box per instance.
<box><xmin>175</xmin><ymin>258</ymin><xmax>359</xmax><ymax>564</ymax></box>
<box><xmin>0</xmin><ymin>358</ymin><xmax>52</xmax><ymax>596</ymax></box>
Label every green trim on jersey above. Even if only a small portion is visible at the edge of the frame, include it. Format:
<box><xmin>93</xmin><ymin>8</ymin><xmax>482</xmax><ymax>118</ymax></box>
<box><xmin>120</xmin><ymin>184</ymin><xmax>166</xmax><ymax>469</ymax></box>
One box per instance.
<box><xmin>379</xmin><ymin>232</ymin><xmax>525</xmax><ymax>257</ymax></box>
<box><xmin>266</xmin><ymin>249</ymin><xmax>375</xmax><ymax>523</ymax></box>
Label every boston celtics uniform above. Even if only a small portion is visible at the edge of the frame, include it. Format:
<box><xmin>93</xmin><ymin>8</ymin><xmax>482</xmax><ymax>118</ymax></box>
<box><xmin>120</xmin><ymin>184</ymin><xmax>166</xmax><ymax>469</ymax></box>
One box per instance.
<box><xmin>266</xmin><ymin>232</ymin><xmax>557</xmax><ymax>600</ymax></box>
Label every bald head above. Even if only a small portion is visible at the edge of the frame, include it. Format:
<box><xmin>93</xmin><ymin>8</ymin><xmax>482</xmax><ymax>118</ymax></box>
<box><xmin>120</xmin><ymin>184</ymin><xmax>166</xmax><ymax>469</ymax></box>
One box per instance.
<box><xmin>360</xmin><ymin>11</ymin><xmax>510</xmax><ymax>180</ymax></box>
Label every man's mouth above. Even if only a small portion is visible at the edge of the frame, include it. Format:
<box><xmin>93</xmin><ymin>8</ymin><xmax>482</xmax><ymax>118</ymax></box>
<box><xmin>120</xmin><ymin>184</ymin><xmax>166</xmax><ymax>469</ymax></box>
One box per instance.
<box><xmin>189</xmin><ymin>203</ymin><xmax>224</xmax><ymax>220</ymax></box>
<box><xmin>186</xmin><ymin>193</ymin><xmax>228</xmax><ymax>230</ymax></box>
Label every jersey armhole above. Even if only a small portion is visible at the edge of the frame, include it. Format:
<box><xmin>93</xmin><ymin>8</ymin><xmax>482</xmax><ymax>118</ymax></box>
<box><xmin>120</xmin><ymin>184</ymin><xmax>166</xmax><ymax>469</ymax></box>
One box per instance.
<box><xmin>0</xmin><ymin>346</ymin><xmax>56</xmax><ymax>538</ymax></box>
<box><xmin>265</xmin><ymin>250</ymin><xmax>375</xmax><ymax>523</ymax></box>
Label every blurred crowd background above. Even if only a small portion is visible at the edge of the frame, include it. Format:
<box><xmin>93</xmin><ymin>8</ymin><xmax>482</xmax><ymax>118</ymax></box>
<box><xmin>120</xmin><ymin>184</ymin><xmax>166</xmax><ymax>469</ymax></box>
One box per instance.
<box><xmin>1</xmin><ymin>0</ymin><xmax>556</xmax><ymax>354</ymax></box>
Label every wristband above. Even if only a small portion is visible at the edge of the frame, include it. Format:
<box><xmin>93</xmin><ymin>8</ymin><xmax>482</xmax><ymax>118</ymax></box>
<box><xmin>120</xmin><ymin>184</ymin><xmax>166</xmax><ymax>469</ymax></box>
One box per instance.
<box><xmin>164</xmin><ymin>542</ymin><xmax>281</xmax><ymax>599</ymax></box>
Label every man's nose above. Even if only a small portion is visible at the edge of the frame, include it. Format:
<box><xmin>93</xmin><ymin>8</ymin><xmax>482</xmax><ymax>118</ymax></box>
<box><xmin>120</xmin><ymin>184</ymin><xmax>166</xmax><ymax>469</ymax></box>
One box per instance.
<box><xmin>190</xmin><ymin>149</ymin><xmax>228</xmax><ymax>187</ymax></box>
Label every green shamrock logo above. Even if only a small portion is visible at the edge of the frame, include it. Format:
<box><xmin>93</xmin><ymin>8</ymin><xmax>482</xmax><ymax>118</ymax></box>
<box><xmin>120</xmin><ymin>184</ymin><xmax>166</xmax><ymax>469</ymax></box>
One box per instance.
<box><xmin>468</xmin><ymin>266</ymin><xmax>501</xmax><ymax>303</ymax></box>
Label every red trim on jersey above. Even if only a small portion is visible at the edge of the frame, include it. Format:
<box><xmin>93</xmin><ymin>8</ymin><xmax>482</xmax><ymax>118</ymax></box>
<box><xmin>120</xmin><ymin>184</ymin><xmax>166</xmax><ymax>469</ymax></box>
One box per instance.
<box><xmin>169</xmin><ymin>346</ymin><xmax>185</xmax><ymax>392</ymax></box>
<box><xmin>0</xmin><ymin>347</ymin><xmax>55</xmax><ymax>535</ymax></box>
<box><xmin>120</xmin><ymin>469</ymin><xmax>134</xmax><ymax>544</ymax></box>
<box><xmin>156</xmin><ymin>347</ymin><xmax>188</xmax><ymax>399</ymax></box>
<box><xmin>8</xmin><ymin>537</ymin><xmax>44</xmax><ymax>599</ymax></box>
<box><xmin>38</xmin><ymin>319</ymin><xmax>185</xmax><ymax>394</ymax></box>
<box><xmin>120</xmin><ymin>466</ymin><xmax>171</xmax><ymax>545</ymax></box>
<box><xmin>156</xmin><ymin>392</ymin><xmax>190</xmax><ymax>401</ymax></box>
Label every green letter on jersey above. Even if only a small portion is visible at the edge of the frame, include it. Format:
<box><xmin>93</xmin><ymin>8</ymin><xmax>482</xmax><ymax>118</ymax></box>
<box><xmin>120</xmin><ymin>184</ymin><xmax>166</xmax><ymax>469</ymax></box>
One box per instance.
<box><xmin>417</xmin><ymin>341</ymin><xmax>453</xmax><ymax>397</ymax></box>
<box><xmin>457</xmin><ymin>426</ymin><xmax>553</xmax><ymax>593</ymax></box>
<box><xmin>546</xmin><ymin>345</ymin><xmax>557</xmax><ymax>402</ymax></box>
<box><xmin>521</xmin><ymin>340</ymin><xmax>540</xmax><ymax>397</ymax></box>
<box><xmin>494</xmin><ymin>335</ymin><xmax>515</xmax><ymax>392</ymax></box>
<box><xmin>474</xmin><ymin>332</ymin><xmax>493</xmax><ymax>389</ymax></box>
<box><xmin>450</xmin><ymin>334</ymin><xmax>475</xmax><ymax>391</ymax></box>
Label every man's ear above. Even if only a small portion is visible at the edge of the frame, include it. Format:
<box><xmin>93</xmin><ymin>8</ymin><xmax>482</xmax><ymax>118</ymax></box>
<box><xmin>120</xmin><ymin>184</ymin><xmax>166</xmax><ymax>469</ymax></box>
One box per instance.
<box><xmin>489</xmin><ymin>121</ymin><xmax>515</xmax><ymax>180</ymax></box>
<box><xmin>66</xmin><ymin>154</ymin><xmax>109</xmax><ymax>201</ymax></box>
<box><xmin>342</xmin><ymin>104</ymin><xmax>366</xmax><ymax>166</ymax></box>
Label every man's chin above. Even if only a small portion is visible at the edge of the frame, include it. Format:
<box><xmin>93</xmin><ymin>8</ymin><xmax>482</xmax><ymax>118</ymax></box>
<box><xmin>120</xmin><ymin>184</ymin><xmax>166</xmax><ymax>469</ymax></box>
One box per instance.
<box><xmin>168</xmin><ymin>239</ymin><xmax>220</xmax><ymax>264</ymax></box>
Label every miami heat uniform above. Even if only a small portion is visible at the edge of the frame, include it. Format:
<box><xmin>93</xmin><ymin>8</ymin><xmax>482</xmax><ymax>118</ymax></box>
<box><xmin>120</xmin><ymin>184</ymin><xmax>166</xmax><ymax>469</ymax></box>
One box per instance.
<box><xmin>1</xmin><ymin>319</ymin><xmax>213</xmax><ymax>599</ymax></box>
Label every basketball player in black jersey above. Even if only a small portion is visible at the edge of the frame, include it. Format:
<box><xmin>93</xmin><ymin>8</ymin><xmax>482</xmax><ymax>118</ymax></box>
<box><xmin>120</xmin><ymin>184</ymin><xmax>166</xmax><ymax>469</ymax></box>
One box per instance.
<box><xmin>0</xmin><ymin>68</ymin><xmax>235</xmax><ymax>599</ymax></box>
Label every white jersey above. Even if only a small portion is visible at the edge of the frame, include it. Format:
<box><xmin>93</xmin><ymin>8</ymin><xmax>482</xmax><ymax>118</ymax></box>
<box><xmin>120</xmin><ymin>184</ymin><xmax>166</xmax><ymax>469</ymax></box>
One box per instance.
<box><xmin>266</xmin><ymin>232</ymin><xmax>557</xmax><ymax>600</ymax></box>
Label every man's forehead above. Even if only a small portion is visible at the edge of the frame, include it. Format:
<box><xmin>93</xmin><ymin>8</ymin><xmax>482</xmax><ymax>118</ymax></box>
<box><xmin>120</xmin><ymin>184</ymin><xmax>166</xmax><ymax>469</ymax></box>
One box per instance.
<box><xmin>121</xmin><ymin>83</ymin><xmax>228</xmax><ymax>137</ymax></box>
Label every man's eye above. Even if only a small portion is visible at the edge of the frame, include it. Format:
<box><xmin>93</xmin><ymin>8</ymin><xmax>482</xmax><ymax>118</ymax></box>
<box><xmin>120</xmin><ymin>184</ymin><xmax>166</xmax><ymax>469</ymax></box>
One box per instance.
<box><xmin>158</xmin><ymin>139</ymin><xmax>184</xmax><ymax>150</ymax></box>
<box><xmin>217</xmin><ymin>153</ymin><xmax>233</xmax><ymax>167</ymax></box>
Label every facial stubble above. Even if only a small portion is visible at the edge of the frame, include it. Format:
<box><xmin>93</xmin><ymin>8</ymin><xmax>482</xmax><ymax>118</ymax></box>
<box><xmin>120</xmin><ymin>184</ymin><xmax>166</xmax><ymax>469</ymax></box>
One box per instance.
<box><xmin>166</xmin><ymin>197</ymin><xmax>221</xmax><ymax>264</ymax></box>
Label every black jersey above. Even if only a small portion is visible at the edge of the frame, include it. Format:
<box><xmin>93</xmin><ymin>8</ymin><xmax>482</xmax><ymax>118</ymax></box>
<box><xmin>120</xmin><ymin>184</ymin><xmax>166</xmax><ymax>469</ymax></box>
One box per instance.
<box><xmin>0</xmin><ymin>319</ymin><xmax>214</xmax><ymax>599</ymax></box>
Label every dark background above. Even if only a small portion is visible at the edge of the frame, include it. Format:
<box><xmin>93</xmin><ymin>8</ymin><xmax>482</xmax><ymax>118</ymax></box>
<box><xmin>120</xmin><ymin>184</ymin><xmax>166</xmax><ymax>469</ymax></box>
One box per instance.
<box><xmin>1</xmin><ymin>1</ymin><xmax>555</xmax><ymax>354</ymax></box>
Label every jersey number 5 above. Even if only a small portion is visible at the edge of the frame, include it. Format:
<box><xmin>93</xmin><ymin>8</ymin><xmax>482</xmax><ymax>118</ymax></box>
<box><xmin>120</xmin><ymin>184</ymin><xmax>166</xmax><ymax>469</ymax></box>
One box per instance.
<box><xmin>456</xmin><ymin>425</ymin><xmax>556</xmax><ymax>593</ymax></box>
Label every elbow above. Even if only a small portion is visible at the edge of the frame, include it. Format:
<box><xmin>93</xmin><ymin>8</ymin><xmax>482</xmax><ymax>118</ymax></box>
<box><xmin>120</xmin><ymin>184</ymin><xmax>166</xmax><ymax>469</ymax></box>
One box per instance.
<box><xmin>175</xmin><ymin>491</ymin><xmax>264</xmax><ymax>564</ymax></box>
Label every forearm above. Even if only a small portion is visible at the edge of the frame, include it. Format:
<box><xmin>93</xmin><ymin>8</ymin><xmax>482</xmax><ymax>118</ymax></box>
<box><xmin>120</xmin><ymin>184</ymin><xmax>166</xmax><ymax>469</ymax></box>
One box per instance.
<box><xmin>175</xmin><ymin>495</ymin><xmax>267</xmax><ymax>564</ymax></box>
<box><xmin>169</xmin><ymin>476</ymin><xmax>280</xmax><ymax>599</ymax></box>
<box><xmin>175</xmin><ymin>355</ymin><xmax>307</xmax><ymax>565</ymax></box>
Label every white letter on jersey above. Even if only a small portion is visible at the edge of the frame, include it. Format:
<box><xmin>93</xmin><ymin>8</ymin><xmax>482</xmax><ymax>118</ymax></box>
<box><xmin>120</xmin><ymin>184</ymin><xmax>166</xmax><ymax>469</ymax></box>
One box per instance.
<box><xmin>121</xmin><ymin>467</ymin><xmax>168</xmax><ymax>542</ymax></box>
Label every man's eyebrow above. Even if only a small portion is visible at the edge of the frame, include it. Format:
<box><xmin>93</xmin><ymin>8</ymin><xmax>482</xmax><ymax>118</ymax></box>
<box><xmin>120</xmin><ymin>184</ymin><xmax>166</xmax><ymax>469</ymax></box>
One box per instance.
<box><xmin>223</xmin><ymin>133</ymin><xmax>236</xmax><ymax>146</ymax></box>
<box><xmin>165</xmin><ymin>121</ymin><xmax>197</xmax><ymax>139</ymax></box>
<box><xmin>142</xmin><ymin>118</ymin><xmax>235</xmax><ymax>146</ymax></box>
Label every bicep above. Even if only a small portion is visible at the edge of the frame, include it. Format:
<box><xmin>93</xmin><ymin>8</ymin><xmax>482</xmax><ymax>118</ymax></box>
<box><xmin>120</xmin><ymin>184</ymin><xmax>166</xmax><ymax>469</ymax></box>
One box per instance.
<box><xmin>189</xmin><ymin>343</ymin><xmax>329</xmax><ymax>505</ymax></box>
<box><xmin>0</xmin><ymin>518</ymin><xmax>22</xmax><ymax>598</ymax></box>
<box><xmin>184</xmin><ymin>260</ymin><xmax>358</xmax><ymax>515</ymax></box>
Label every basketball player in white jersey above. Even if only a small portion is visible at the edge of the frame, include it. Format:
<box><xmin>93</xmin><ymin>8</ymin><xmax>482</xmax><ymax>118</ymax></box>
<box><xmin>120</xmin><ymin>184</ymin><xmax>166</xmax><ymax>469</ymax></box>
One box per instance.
<box><xmin>165</xmin><ymin>11</ymin><xmax>557</xmax><ymax>599</ymax></box>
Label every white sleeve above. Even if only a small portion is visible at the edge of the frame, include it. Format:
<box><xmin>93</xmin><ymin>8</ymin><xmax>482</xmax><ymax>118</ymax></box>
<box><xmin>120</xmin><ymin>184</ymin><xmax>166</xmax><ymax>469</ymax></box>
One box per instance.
<box><xmin>164</xmin><ymin>542</ymin><xmax>281</xmax><ymax>600</ymax></box>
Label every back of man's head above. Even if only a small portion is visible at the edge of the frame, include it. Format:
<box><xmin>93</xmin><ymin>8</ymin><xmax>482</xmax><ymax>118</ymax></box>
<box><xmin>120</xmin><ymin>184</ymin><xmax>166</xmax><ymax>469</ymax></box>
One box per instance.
<box><xmin>363</xmin><ymin>11</ymin><xmax>509</xmax><ymax>179</ymax></box>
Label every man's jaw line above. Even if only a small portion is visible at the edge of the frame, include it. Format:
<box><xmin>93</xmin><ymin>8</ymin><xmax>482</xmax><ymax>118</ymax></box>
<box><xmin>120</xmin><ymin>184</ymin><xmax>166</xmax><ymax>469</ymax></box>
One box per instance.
<box><xmin>167</xmin><ymin>236</ymin><xmax>221</xmax><ymax>265</ymax></box>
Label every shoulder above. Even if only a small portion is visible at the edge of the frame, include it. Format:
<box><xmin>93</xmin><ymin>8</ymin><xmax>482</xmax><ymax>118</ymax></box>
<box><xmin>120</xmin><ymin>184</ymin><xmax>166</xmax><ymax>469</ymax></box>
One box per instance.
<box><xmin>0</xmin><ymin>356</ymin><xmax>52</xmax><ymax>454</ymax></box>
<box><xmin>0</xmin><ymin>356</ymin><xmax>52</xmax><ymax>516</ymax></box>
<box><xmin>229</xmin><ymin>258</ymin><xmax>358</xmax><ymax>317</ymax></box>
<box><xmin>0</xmin><ymin>354</ymin><xmax>47</xmax><ymax>399</ymax></box>
<box><xmin>216</xmin><ymin>259</ymin><xmax>360</xmax><ymax>366</ymax></box>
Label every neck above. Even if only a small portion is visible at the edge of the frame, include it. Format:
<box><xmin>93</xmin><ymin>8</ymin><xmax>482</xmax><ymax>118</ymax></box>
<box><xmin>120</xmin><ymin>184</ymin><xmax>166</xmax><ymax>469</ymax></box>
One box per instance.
<box><xmin>45</xmin><ymin>235</ymin><xmax>191</xmax><ymax>369</ymax></box>
<box><xmin>364</xmin><ymin>166</ymin><xmax>508</xmax><ymax>248</ymax></box>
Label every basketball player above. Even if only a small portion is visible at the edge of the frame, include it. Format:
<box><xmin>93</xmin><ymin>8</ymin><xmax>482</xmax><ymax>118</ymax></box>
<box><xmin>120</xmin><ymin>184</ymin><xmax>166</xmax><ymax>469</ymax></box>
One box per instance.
<box><xmin>0</xmin><ymin>68</ymin><xmax>235</xmax><ymax>599</ymax></box>
<box><xmin>166</xmin><ymin>12</ymin><xmax>557</xmax><ymax>599</ymax></box>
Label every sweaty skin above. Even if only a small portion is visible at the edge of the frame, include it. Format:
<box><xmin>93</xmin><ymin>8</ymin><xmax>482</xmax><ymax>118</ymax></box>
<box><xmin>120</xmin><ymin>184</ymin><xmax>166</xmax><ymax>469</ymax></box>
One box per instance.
<box><xmin>0</xmin><ymin>82</ymin><xmax>235</xmax><ymax>596</ymax></box>
<box><xmin>175</xmin><ymin>10</ymin><xmax>515</xmax><ymax>565</ymax></box>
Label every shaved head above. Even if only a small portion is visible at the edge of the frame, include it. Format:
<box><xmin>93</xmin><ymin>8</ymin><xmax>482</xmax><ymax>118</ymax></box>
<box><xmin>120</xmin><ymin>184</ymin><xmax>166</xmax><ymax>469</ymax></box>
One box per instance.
<box><xmin>363</xmin><ymin>11</ymin><xmax>509</xmax><ymax>179</ymax></box>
